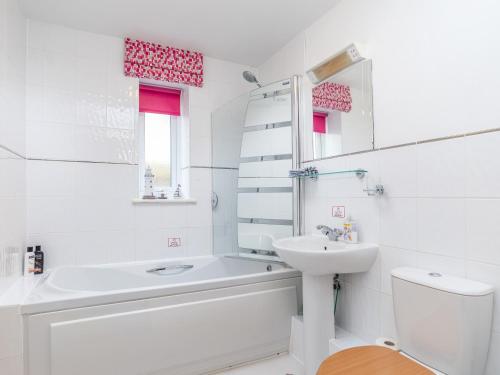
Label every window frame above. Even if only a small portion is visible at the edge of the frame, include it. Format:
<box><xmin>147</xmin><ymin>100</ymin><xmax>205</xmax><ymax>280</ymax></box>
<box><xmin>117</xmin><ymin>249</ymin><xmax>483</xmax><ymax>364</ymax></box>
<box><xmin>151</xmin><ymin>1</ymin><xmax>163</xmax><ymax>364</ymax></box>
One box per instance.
<box><xmin>138</xmin><ymin>112</ymin><xmax>180</xmax><ymax>196</ymax></box>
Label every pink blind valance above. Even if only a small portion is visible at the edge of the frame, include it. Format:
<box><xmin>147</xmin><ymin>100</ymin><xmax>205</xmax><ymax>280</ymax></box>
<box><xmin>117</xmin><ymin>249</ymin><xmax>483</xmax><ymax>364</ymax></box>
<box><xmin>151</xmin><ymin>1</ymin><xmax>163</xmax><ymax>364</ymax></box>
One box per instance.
<box><xmin>139</xmin><ymin>84</ymin><xmax>181</xmax><ymax>116</ymax></box>
<box><xmin>124</xmin><ymin>38</ymin><xmax>204</xmax><ymax>87</ymax></box>
<box><xmin>313</xmin><ymin>112</ymin><xmax>328</xmax><ymax>134</ymax></box>
<box><xmin>312</xmin><ymin>82</ymin><xmax>352</xmax><ymax>113</ymax></box>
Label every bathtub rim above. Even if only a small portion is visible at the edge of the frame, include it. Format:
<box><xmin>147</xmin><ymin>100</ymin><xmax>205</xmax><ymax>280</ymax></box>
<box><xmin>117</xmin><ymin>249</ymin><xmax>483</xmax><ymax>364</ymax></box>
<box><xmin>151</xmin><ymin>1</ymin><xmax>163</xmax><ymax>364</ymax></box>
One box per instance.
<box><xmin>21</xmin><ymin>255</ymin><xmax>301</xmax><ymax>315</ymax></box>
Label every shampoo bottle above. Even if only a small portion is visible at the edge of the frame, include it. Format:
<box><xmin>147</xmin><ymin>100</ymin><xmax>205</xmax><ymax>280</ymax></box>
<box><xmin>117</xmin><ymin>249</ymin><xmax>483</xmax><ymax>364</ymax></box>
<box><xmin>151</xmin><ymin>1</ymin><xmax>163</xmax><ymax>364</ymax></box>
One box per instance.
<box><xmin>34</xmin><ymin>245</ymin><xmax>44</xmax><ymax>275</ymax></box>
<box><xmin>24</xmin><ymin>247</ymin><xmax>35</xmax><ymax>276</ymax></box>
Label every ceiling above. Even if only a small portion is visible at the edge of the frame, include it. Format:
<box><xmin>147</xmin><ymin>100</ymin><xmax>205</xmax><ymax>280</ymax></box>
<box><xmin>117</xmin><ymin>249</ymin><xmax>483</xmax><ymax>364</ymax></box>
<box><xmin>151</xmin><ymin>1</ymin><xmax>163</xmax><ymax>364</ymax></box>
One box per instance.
<box><xmin>20</xmin><ymin>0</ymin><xmax>340</xmax><ymax>66</ymax></box>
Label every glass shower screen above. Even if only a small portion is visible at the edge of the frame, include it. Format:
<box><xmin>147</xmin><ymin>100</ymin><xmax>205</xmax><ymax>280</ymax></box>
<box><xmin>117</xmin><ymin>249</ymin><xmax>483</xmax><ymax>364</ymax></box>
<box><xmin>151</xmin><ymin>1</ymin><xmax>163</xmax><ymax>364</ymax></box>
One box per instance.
<box><xmin>212</xmin><ymin>77</ymin><xmax>300</xmax><ymax>259</ymax></box>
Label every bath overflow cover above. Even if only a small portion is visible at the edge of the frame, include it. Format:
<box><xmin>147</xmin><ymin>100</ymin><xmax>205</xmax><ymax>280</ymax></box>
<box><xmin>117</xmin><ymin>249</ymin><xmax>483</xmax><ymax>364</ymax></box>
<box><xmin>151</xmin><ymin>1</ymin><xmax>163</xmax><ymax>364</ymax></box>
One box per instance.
<box><xmin>266</xmin><ymin>265</ymin><xmax>272</xmax><ymax>272</ymax></box>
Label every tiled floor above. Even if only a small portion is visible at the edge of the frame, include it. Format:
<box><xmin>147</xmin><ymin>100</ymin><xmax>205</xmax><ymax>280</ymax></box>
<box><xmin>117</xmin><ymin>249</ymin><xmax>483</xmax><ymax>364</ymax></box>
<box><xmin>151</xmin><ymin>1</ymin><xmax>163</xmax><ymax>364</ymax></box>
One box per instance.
<box><xmin>215</xmin><ymin>354</ymin><xmax>304</xmax><ymax>375</ymax></box>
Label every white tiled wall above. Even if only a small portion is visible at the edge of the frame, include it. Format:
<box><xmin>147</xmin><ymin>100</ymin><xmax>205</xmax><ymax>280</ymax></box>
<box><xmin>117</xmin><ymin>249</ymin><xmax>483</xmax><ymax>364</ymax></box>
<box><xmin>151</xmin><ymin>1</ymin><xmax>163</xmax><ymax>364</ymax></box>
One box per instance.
<box><xmin>257</xmin><ymin>0</ymin><xmax>500</xmax><ymax>373</ymax></box>
<box><xmin>0</xmin><ymin>0</ymin><xmax>26</xmax><ymax>285</ymax></box>
<box><xmin>0</xmin><ymin>0</ymin><xmax>26</xmax><ymax>373</ymax></box>
<box><xmin>25</xmin><ymin>20</ymin><xmax>257</xmax><ymax>267</ymax></box>
<box><xmin>303</xmin><ymin>136</ymin><xmax>500</xmax><ymax>373</ymax></box>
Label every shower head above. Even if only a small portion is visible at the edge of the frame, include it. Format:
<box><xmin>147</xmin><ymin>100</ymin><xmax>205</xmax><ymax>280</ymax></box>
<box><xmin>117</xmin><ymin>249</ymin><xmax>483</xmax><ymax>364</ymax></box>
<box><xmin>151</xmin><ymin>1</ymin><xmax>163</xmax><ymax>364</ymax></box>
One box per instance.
<box><xmin>242</xmin><ymin>71</ymin><xmax>262</xmax><ymax>87</ymax></box>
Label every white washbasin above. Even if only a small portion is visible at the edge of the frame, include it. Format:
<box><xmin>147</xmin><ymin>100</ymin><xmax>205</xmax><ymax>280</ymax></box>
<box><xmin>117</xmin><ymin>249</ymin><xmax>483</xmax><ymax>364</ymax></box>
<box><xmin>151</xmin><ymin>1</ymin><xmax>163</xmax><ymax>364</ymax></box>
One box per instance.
<box><xmin>273</xmin><ymin>235</ymin><xmax>379</xmax><ymax>276</ymax></box>
<box><xmin>273</xmin><ymin>235</ymin><xmax>379</xmax><ymax>374</ymax></box>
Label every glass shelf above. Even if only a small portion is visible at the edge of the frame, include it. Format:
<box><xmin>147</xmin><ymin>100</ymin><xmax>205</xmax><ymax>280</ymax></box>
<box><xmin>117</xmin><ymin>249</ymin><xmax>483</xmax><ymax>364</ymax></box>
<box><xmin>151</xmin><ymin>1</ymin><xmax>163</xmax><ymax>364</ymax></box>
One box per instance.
<box><xmin>316</xmin><ymin>169</ymin><xmax>367</xmax><ymax>178</ymax></box>
<box><xmin>290</xmin><ymin>168</ymin><xmax>367</xmax><ymax>179</ymax></box>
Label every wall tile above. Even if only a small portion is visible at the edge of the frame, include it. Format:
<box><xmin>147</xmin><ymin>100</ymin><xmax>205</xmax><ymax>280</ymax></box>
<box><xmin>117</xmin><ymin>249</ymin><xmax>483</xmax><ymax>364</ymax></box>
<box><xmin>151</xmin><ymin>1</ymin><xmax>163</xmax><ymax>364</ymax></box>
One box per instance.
<box><xmin>0</xmin><ymin>159</ymin><xmax>25</xmax><ymax>198</ymax></box>
<box><xmin>135</xmin><ymin>228</ymin><xmax>188</xmax><ymax>261</ymax></box>
<box><xmin>350</xmin><ymin>285</ymin><xmax>380</xmax><ymax>343</ymax></box>
<box><xmin>27</xmin><ymin>197</ymin><xmax>75</xmax><ymax>234</ymax></box>
<box><xmin>26</xmin><ymin>160</ymin><xmax>75</xmax><ymax>198</ymax></box>
<box><xmin>23</xmin><ymin>21</ymin><xmax>255</xmax><ymax>270</ymax></box>
<box><xmin>43</xmin><ymin>51</ymin><xmax>76</xmax><ymax>90</ymax></box>
<box><xmin>73</xmin><ymin>231</ymin><xmax>109</xmax><ymax>266</ymax></box>
<box><xmin>186</xmin><ymin>226</ymin><xmax>213</xmax><ymax>257</ymax></box>
<box><xmin>417</xmin><ymin>137</ymin><xmax>465</xmax><ymax>197</ymax></box>
<box><xmin>378</xmin><ymin>146</ymin><xmax>417</xmax><ymax>197</ymax></box>
<box><xmin>25</xmin><ymin>84</ymin><xmax>44</xmax><ymax>122</ymax></box>
<box><xmin>43</xmin><ymin>87</ymin><xmax>77</xmax><ymax>123</ymax></box>
<box><xmin>346</xmin><ymin>151</ymin><xmax>380</xmax><ymax>198</ymax></box>
<box><xmin>466</xmin><ymin>132</ymin><xmax>500</xmax><ymax>198</ymax></box>
<box><xmin>345</xmin><ymin>197</ymin><xmax>379</xmax><ymax>243</ymax></box>
<box><xmin>379</xmin><ymin>292</ymin><xmax>397</xmax><ymax>340</ymax></box>
<box><xmin>26</xmin><ymin>123</ymin><xmax>76</xmax><ymax>160</ymax></box>
<box><xmin>465</xmin><ymin>199</ymin><xmax>500</xmax><ymax>265</ymax></box>
<box><xmin>74</xmin><ymin>230</ymin><xmax>135</xmax><ymax>265</ymax></box>
<box><xmin>190</xmin><ymin>136</ymin><xmax>212</xmax><ymax>167</ymax></box>
<box><xmin>334</xmin><ymin>281</ymin><xmax>353</xmax><ymax>333</ymax></box>
<box><xmin>135</xmin><ymin>204</ymin><xmax>189</xmax><ymax>230</ymax></box>
<box><xmin>26</xmin><ymin>48</ymin><xmax>45</xmax><ymax>85</ymax></box>
<box><xmin>466</xmin><ymin>261</ymin><xmax>500</xmax><ymax>333</ymax></box>
<box><xmin>76</xmin><ymin>58</ymin><xmax>107</xmax><ymax>94</ymax></box>
<box><xmin>350</xmin><ymin>251</ymin><xmax>381</xmax><ymax>291</ymax></box>
<box><xmin>27</xmin><ymin>232</ymin><xmax>76</xmax><ymax>269</ymax></box>
<box><xmin>76</xmin><ymin>92</ymin><xmax>107</xmax><ymax>126</ymax></box>
<box><xmin>379</xmin><ymin>198</ymin><xmax>417</xmax><ymax>250</ymax></box>
<box><xmin>380</xmin><ymin>246</ymin><xmax>417</xmax><ymax>295</ymax></box>
<box><xmin>416</xmin><ymin>198</ymin><xmax>465</xmax><ymax>258</ymax></box>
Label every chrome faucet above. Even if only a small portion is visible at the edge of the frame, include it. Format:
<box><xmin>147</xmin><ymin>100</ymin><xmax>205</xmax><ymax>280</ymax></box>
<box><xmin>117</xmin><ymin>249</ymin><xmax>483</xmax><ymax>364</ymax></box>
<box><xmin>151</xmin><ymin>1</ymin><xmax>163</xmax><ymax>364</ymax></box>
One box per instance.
<box><xmin>316</xmin><ymin>225</ymin><xmax>343</xmax><ymax>241</ymax></box>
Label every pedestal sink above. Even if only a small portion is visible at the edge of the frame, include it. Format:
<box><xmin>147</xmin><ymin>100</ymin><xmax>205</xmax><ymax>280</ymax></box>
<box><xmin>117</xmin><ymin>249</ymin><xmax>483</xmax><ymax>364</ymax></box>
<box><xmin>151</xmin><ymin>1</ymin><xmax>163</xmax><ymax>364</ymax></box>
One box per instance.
<box><xmin>273</xmin><ymin>235</ymin><xmax>378</xmax><ymax>375</ymax></box>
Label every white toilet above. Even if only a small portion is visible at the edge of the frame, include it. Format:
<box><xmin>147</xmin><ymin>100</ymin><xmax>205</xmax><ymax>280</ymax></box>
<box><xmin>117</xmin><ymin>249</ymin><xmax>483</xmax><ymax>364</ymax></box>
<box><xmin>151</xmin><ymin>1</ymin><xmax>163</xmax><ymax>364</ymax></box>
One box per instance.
<box><xmin>319</xmin><ymin>267</ymin><xmax>494</xmax><ymax>375</ymax></box>
<box><xmin>392</xmin><ymin>267</ymin><xmax>494</xmax><ymax>374</ymax></box>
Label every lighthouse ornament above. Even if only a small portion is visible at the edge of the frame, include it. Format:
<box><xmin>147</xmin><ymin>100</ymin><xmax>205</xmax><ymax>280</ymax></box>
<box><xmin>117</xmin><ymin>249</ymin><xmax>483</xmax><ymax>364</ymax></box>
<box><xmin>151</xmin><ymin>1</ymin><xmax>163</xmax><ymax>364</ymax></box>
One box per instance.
<box><xmin>143</xmin><ymin>166</ymin><xmax>155</xmax><ymax>199</ymax></box>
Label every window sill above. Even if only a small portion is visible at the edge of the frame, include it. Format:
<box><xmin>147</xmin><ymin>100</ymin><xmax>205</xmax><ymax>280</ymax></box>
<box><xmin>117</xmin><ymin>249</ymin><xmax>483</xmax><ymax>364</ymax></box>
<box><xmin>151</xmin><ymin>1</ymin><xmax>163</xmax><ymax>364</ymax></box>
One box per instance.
<box><xmin>132</xmin><ymin>198</ymin><xmax>197</xmax><ymax>205</ymax></box>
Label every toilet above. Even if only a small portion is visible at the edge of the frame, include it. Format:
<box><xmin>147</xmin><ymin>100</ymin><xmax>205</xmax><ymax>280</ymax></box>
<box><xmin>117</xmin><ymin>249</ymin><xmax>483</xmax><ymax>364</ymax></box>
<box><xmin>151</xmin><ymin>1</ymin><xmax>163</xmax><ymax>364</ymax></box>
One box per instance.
<box><xmin>318</xmin><ymin>267</ymin><xmax>494</xmax><ymax>375</ymax></box>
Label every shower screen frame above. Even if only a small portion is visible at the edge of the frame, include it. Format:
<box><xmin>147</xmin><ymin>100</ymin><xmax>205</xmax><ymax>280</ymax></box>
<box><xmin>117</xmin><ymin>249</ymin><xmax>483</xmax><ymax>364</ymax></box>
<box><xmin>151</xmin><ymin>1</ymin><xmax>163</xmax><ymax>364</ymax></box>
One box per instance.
<box><xmin>211</xmin><ymin>75</ymin><xmax>303</xmax><ymax>261</ymax></box>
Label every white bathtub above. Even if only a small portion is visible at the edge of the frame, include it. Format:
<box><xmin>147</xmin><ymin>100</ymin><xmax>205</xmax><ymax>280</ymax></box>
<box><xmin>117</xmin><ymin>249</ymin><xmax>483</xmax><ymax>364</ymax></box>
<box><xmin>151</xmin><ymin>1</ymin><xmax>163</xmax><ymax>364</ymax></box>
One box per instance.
<box><xmin>23</xmin><ymin>256</ymin><xmax>301</xmax><ymax>375</ymax></box>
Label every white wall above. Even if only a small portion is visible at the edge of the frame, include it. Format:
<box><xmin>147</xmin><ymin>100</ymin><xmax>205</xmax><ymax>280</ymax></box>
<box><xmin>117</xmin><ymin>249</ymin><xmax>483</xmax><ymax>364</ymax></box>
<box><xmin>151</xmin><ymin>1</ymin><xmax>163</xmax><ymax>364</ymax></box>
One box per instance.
<box><xmin>25</xmin><ymin>20</ymin><xmax>257</xmax><ymax>268</ymax></box>
<box><xmin>0</xmin><ymin>0</ymin><xmax>26</xmax><ymax>283</ymax></box>
<box><xmin>0</xmin><ymin>0</ymin><xmax>26</xmax><ymax>373</ymax></box>
<box><xmin>258</xmin><ymin>0</ymin><xmax>500</xmax><ymax>373</ymax></box>
<box><xmin>0</xmin><ymin>0</ymin><xmax>26</xmax><ymax>275</ymax></box>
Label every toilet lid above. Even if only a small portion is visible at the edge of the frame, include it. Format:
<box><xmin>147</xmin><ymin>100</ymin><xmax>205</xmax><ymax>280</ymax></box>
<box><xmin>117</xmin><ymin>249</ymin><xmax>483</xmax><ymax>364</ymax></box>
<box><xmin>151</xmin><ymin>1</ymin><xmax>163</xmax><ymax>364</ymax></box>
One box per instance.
<box><xmin>317</xmin><ymin>346</ymin><xmax>434</xmax><ymax>375</ymax></box>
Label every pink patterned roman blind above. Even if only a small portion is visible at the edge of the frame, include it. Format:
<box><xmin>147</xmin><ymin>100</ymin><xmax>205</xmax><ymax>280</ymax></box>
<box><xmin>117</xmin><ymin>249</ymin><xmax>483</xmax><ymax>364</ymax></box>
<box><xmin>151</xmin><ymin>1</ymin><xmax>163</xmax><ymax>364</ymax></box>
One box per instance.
<box><xmin>124</xmin><ymin>38</ymin><xmax>204</xmax><ymax>87</ymax></box>
<box><xmin>312</xmin><ymin>82</ymin><xmax>352</xmax><ymax>113</ymax></box>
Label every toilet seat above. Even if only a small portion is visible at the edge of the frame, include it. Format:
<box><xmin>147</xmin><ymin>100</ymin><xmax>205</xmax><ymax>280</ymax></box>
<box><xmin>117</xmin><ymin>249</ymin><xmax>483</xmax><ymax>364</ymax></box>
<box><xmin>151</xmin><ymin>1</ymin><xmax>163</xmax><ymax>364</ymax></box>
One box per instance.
<box><xmin>317</xmin><ymin>346</ymin><xmax>434</xmax><ymax>375</ymax></box>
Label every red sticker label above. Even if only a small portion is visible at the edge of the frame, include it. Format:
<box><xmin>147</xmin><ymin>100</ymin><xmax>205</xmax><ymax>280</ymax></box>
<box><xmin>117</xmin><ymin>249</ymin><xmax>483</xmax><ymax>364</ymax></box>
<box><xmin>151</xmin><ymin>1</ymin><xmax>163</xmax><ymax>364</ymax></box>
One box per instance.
<box><xmin>168</xmin><ymin>238</ymin><xmax>181</xmax><ymax>247</ymax></box>
<box><xmin>332</xmin><ymin>206</ymin><xmax>345</xmax><ymax>218</ymax></box>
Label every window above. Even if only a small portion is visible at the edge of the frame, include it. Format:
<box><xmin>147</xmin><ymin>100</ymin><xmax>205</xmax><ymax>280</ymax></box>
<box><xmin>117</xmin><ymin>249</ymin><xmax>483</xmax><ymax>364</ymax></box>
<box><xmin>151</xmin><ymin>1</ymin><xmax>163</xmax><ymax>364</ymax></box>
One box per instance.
<box><xmin>138</xmin><ymin>84</ymin><xmax>182</xmax><ymax>197</ymax></box>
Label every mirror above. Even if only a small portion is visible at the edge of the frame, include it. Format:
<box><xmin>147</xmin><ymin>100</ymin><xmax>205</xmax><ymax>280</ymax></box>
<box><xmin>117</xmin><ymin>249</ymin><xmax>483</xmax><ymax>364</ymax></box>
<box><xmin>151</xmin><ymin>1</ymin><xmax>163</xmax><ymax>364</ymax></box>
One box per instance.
<box><xmin>311</xmin><ymin>59</ymin><xmax>374</xmax><ymax>159</ymax></box>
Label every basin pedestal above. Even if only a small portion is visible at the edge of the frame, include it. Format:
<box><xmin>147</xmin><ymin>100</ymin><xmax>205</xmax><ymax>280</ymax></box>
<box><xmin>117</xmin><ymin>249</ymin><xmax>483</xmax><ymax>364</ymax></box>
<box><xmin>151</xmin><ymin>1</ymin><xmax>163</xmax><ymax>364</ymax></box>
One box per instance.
<box><xmin>303</xmin><ymin>273</ymin><xmax>335</xmax><ymax>375</ymax></box>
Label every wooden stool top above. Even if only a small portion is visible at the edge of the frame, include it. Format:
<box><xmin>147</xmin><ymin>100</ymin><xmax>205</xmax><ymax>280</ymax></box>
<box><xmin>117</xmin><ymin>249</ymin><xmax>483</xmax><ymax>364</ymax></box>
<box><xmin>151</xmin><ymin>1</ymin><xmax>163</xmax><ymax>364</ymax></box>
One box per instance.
<box><xmin>317</xmin><ymin>346</ymin><xmax>434</xmax><ymax>375</ymax></box>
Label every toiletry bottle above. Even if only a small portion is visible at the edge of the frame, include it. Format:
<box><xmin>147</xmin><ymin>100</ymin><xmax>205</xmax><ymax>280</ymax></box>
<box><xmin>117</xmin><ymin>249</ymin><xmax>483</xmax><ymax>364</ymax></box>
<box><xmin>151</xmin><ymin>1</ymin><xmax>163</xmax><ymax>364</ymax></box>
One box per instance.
<box><xmin>343</xmin><ymin>217</ymin><xmax>359</xmax><ymax>243</ymax></box>
<box><xmin>34</xmin><ymin>245</ymin><xmax>44</xmax><ymax>275</ymax></box>
<box><xmin>24</xmin><ymin>247</ymin><xmax>35</xmax><ymax>276</ymax></box>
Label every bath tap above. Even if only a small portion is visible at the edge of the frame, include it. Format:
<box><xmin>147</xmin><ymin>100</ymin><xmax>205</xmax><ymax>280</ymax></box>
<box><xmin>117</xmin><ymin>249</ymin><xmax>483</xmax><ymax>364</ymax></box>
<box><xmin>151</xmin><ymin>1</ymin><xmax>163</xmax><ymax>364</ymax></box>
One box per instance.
<box><xmin>316</xmin><ymin>225</ymin><xmax>343</xmax><ymax>241</ymax></box>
